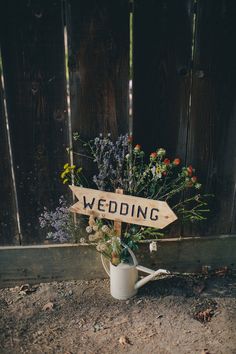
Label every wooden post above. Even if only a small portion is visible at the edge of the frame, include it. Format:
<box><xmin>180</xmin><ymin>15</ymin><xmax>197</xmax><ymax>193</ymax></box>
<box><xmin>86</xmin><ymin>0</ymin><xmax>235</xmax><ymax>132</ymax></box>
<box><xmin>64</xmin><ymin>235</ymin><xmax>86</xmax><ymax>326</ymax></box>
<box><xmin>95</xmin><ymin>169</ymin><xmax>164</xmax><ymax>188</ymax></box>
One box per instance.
<box><xmin>114</xmin><ymin>188</ymin><xmax>124</xmax><ymax>237</ymax></box>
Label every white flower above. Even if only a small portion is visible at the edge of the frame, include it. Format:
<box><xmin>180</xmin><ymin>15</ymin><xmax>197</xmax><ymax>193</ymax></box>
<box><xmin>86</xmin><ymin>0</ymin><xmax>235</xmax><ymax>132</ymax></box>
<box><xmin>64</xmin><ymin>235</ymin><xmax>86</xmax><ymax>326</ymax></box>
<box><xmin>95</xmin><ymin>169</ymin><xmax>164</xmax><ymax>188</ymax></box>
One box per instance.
<box><xmin>101</xmin><ymin>225</ymin><xmax>110</xmax><ymax>233</ymax></box>
<box><xmin>88</xmin><ymin>234</ymin><xmax>97</xmax><ymax>242</ymax></box>
<box><xmin>80</xmin><ymin>237</ymin><xmax>85</xmax><ymax>243</ymax></box>
<box><xmin>95</xmin><ymin>231</ymin><xmax>103</xmax><ymax>239</ymax></box>
<box><xmin>149</xmin><ymin>241</ymin><xmax>158</xmax><ymax>252</ymax></box>
<box><xmin>86</xmin><ymin>226</ymin><xmax>93</xmax><ymax>233</ymax></box>
<box><xmin>96</xmin><ymin>243</ymin><xmax>107</xmax><ymax>252</ymax></box>
<box><xmin>151</xmin><ymin>166</ymin><xmax>156</xmax><ymax>176</ymax></box>
<box><xmin>157</xmin><ymin>148</ymin><xmax>166</xmax><ymax>156</ymax></box>
<box><xmin>125</xmin><ymin>154</ymin><xmax>130</xmax><ymax>159</ymax></box>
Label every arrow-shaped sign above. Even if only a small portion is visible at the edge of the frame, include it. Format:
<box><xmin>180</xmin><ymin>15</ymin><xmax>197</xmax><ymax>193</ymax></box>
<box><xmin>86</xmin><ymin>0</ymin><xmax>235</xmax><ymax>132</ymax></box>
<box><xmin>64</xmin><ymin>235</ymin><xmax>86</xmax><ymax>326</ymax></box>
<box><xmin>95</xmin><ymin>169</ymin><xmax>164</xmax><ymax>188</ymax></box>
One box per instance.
<box><xmin>69</xmin><ymin>186</ymin><xmax>177</xmax><ymax>229</ymax></box>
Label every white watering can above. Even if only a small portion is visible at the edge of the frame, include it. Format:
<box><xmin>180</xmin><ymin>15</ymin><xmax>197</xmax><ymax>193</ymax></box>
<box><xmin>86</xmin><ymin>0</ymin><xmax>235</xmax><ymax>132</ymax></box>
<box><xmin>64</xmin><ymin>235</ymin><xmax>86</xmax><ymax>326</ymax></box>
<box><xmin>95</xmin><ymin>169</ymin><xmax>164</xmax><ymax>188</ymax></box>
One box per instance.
<box><xmin>101</xmin><ymin>245</ymin><xmax>170</xmax><ymax>300</ymax></box>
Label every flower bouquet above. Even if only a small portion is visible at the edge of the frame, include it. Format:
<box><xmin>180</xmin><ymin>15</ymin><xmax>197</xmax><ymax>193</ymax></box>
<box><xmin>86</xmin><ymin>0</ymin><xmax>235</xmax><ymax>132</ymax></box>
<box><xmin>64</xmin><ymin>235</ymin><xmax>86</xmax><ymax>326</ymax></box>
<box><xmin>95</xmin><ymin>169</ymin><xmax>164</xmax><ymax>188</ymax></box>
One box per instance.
<box><xmin>59</xmin><ymin>133</ymin><xmax>210</xmax><ymax>267</ymax></box>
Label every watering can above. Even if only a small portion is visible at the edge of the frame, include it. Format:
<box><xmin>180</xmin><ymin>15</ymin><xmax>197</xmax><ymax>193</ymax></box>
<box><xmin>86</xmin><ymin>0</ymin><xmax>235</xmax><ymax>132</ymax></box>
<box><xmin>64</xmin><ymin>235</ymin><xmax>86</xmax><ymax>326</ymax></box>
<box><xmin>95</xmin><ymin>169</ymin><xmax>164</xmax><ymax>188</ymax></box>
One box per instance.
<box><xmin>101</xmin><ymin>245</ymin><xmax>170</xmax><ymax>300</ymax></box>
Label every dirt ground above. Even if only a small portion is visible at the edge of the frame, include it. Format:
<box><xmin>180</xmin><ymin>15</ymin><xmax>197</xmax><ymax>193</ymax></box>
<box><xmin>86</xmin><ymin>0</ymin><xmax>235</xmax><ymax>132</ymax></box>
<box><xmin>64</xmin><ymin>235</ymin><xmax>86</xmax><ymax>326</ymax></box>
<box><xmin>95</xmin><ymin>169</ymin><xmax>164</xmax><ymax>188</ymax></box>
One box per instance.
<box><xmin>0</xmin><ymin>271</ymin><xmax>236</xmax><ymax>354</ymax></box>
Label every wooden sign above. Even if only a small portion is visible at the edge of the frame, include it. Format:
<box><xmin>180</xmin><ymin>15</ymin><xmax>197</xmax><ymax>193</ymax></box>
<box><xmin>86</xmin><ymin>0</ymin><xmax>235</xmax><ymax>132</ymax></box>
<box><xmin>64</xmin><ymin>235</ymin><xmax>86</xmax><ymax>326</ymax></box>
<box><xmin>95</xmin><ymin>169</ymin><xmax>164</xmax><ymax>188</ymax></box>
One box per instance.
<box><xmin>69</xmin><ymin>186</ymin><xmax>177</xmax><ymax>229</ymax></box>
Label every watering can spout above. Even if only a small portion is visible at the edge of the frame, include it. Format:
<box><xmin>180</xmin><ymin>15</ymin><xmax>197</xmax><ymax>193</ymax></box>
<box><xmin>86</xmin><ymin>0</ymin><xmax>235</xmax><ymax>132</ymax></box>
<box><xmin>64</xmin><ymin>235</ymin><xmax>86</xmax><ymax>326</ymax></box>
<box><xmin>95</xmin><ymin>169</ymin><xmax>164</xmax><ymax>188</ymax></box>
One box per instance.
<box><xmin>135</xmin><ymin>266</ymin><xmax>170</xmax><ymax>290</ymax></box>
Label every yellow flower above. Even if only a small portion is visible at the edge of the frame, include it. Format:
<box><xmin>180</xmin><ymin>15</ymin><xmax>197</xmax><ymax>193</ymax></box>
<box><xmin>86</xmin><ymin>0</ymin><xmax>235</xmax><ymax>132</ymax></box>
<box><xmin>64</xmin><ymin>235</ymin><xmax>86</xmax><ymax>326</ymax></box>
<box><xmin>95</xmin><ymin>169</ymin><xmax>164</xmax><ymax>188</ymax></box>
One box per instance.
<box><xmin>60</xmin><ymin>171</ymin><xmax>67</xmax><ymax>179</ymax></box>
<box><xmin>63</xmin><ymin>178</ymin><xmax>69</xmax><ymax>184</ymax></box>
<box><xmin>77</xmin><ymin>167</ymin><xmax>82</xmax><ymax>173</ymax></box>
<box><xmin>70</xmin><ymin>165</ymin><xmax>76</xmax><ymax>169</ymax></box>
<box><xmin>64</xmin><ymin>163</ymin><xmax>69</xmax><ymax>169</ymax></box>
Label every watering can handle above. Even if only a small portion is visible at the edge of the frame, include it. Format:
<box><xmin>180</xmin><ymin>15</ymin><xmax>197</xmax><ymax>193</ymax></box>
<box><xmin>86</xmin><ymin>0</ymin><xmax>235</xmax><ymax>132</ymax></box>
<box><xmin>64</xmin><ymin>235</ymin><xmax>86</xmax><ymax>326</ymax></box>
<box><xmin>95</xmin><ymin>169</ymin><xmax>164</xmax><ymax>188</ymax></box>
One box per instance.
<box><xmin>101</xmin><ymin>242</ymin><xmax>138</xmax><ymax>276</ymax></box>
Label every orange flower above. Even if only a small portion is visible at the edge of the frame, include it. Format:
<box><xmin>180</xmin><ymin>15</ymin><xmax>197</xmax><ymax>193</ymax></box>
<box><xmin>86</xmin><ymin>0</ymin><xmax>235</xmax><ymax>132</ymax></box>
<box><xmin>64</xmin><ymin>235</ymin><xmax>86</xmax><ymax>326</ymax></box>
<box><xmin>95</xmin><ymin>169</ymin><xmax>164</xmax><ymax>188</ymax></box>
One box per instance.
<box><xmin>163</xmin><ymin>158</ymin><xmax>170</xmax><ymax>165</ymax></box>
<box><xmin>187</xmin><ymin>165</ymin><xmax>193</xmax><ymax>176</ymax></box>
<box><xmin>134</xmin><ymin>144</ymin><xmax>141</xmax><ymax>151</ymax></box>
<box><xmin>150</xmin><ymin>152</ymin><xmax>157</xmax><ymax>159</ymax></box>
<box><xmin>173</xmin><ymin>158</ymin><xmax>181</xmax><ymax>166</ymax></box>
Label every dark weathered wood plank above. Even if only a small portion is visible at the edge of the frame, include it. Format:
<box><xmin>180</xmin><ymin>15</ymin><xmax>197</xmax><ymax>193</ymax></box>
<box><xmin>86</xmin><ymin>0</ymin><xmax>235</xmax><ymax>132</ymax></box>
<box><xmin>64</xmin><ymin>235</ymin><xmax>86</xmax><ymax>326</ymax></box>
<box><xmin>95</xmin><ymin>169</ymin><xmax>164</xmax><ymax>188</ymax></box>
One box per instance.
<box><xmin>185</xmin><ymin>0</ymin><xmax>236</xmax><ymax>236</ymax></box>
<box><xmin>67</xmin><ymin>0</ymin><xmax>129</xmax><ymax>139</ymax></box>
<box><xmin>0</xmin><ymin>68</ymin><xmax>18</xmax><ymax>245</ymax></box>
<box><xmin>133</xmin><ymin>0</ymin><xmax>193</xmax><ymax>237</ymax></box>
<box><xmin>66</xmin><ymin>0</ymin><xmax>129</xmax><ymax>176</ymax></box>
<box><xmin>1</xmin><ymin>0</ymin><xmax>69</xmax><ymax>244</ymax></box>
<box><xmin>0</xmin><ymin>235</ymin><xmax>235</xmax><ymax>288</ymax></box>
<box><xmin>133</xmin><ymin>0</ymin><xmax>193</xmax><ymax>157</ymax></box>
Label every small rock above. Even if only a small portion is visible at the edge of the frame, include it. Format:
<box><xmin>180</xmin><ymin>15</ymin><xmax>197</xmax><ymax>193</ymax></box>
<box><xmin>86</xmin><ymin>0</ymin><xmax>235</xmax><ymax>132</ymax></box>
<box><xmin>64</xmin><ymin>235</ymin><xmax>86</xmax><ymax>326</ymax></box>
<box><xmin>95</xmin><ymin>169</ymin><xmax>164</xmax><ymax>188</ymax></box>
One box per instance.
<box><xmin>119</xmin><ymin>335</ymin><xmax>130</xmax><ymax>346</ymax></box>
<box><xmin>42</xmin><ymin>302</ymin><xmax>54</xmax><ymax>311</ymax></box>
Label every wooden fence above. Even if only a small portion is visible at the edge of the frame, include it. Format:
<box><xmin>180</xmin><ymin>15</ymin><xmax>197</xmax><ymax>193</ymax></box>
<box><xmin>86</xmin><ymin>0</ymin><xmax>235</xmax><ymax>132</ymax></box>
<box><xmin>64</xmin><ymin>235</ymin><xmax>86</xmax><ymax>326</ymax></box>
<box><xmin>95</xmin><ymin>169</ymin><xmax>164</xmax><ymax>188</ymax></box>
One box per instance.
<box><xmin>0</xmin><ymin>0</ymin><xmax>236</xmax><ymax>246</ymax></box>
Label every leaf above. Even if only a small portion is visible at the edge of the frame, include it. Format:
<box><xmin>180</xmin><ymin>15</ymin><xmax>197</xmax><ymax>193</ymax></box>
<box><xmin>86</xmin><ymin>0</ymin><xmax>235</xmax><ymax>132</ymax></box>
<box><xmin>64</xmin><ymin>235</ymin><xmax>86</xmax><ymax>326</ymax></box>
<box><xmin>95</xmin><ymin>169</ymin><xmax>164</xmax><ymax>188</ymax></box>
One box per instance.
<box><xmin>194</xmin><ymin>308</ymin><xmax>214</xmax><ymax>323</ymax></box>
<box><xmin>42</xmin><ymin>302</ymin><xmax>54</xmax><ymax>311</ymax></box>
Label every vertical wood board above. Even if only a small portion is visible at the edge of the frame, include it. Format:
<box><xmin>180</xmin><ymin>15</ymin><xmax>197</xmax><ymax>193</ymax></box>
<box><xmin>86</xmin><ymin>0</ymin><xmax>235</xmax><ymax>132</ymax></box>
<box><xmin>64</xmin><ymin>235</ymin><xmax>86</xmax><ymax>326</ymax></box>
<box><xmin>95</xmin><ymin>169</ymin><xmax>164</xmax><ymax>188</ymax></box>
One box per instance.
<box><xmin>0</xmin><ymin>70</ymin><xmax>18</xmax><ymax>245</ymax></box>
<box><xmin>66</xmin><ymin>0</ymin><xmax>129</xmax><ymax>177</ymax></box>
<box><xmin>133</xmin><ymin>0</ymin><xmax>193</xmax><ymax>237</ymax></box>
<box><xmin>133</xmin><ymin>0</ymin><xmax>193</xmax><ymax>158</ymax></box>
<box><xmin>1</xmin><ymin>0</ymin><xmax>69</xmax><ymax>244</ymax></box>
<box><xmin>185</xmin><ymin>0</ymin><xmax>236</xmax><ymax>235</ymax></box>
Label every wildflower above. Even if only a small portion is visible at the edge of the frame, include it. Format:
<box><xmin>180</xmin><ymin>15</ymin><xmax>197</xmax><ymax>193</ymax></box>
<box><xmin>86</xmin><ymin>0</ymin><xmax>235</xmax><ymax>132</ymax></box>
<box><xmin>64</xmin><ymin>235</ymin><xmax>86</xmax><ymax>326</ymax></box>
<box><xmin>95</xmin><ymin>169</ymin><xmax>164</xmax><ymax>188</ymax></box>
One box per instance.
<box><xmin>111</xmin><ymin>251</ymin><xmax>120</xmax><ymax>266</ymax></box>
<box><xmin>80</xmin><ymin>237</ymin><xmax>85</xmax><ymax>243</ymax></box>
<box><xmin>157</xmin><ymin>148</ymin><xmax>166</xmax><ymax>157</ymax></box>
<box><xmin>95</xmin><ymin>231</ymin><xmax>103</xmax><ymax>239</ymax></box>
<box><xmin>101</xmin><ymin>225</ymin><xmax>110</xmax><ymax>233</ymax></box>
<box><xmin>173</xmin><ymin>158</ymin><xmax>181</xmax><ymax>166</ymax></box>
<box><xmin>163</xmin><ymin>158</ymin><xmax>170</xmax><ymax>165</ymax></box>
<box><xmin>128</xmin><ymin>135</ymin><xmax>133</xmax><ymax>143</ymax></box>
<box><xmin>60</xmin><ymin>171</ymin><xmax>67</xmax><ymax>179</ymax></box>
<box><xmin>86</xmin><ymin>226</ymin><xmax>93</xmax><ymax>233</ymax></box>
<box><xmin>185</xmin><ymin>177</ymin><xmax>193</xmax><ymax>187</ymax></box>
<box><xmin>64</xmin><ymin>163</ymin><xmax>69</xmax><ymax>169</ymax></box>
<box><xmin>195</xmin><ymin>183</ymin><xmax>202</xmax><ymax>189</ymax></box>
<box><xmin>151</xmin><ymin>166</ymin><xmax>156</xmax><ymax>175</ymax></box>
<box><xmin>191</xmin><ymin>176</ymin><xmax>197</xmax><ymax>183</ymax></box>
<box><xmin>134</xmin><ymin>144</ymin><xmax>141</xmax><ymax>151</ymax></box>
<box><xmin>89</xmin><ymin>234</ymin><xmax>99</xmax><ymax>242</ymax></box>
<box><xmin>187</xmin><ymin>165</ymin><xmax>194</xmax><ymax>176</ymax></box>
<box><xmin>63</xmin><ymin>178</ymin><xmax>69</xmax><ymax>184</ymax></box>
<box><xmin>96</xmin><ymin>243</ymin><xmax>107</xmax><ymax>252</ymax></box>
<box><xmin>162</xmin><ymin>171</ymin><xmax>167</xmax><ymax>176</ymax></box>
<box><xmin>155</xmin><ymin>165</ymin><xmax>163</xmax><ymax>178</ymax></box>
<box><xmin>150</xmin><ymin>152</ymin><xmax>157</xmax><ymax>159</ymax></box>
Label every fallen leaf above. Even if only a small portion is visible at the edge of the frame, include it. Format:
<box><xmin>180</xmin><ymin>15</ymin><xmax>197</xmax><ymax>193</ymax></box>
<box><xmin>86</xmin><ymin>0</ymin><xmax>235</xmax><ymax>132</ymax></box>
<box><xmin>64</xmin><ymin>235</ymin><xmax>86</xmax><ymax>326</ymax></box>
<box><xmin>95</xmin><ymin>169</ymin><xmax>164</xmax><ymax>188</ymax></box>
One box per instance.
<box><xmin>119</xmin><ymin>335</ymin><xmax>130</xmax><ymax>346</ymax></box>
<box><xmin>42</xmin><ymin>302</ymin><xmax>54</xmax><ymax>311</ymax></box>
<box><xmin>19</xmin><ymin>284</ymin><xmax>38</xmax><ymax>295</ymax></box>
<box><xmin>215</xmin><ymin>266</ymin><xmax>229</xmax><ymax>277</ymax></box>
<box><xmin>20</xmin><ymin>284</ymin><xmax>30</xmax><ymax>292</ymax></box>
<box><xmin>194</xmin><ymin>308</ymin><xmax>214</xmax><ymax>323</ymax></box>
